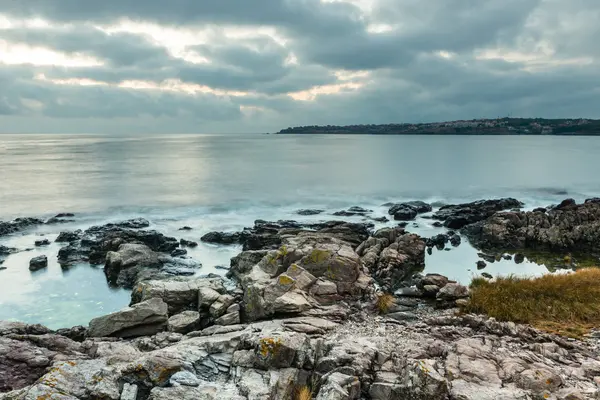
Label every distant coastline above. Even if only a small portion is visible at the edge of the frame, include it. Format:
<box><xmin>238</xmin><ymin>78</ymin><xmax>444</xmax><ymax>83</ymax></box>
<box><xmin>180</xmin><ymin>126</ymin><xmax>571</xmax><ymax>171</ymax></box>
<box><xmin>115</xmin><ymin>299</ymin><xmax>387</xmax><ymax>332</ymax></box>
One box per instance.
<box><xmin>276</xmin><ymin>117</ymin><xmax>600</xmax><ymax>135</ymax></box>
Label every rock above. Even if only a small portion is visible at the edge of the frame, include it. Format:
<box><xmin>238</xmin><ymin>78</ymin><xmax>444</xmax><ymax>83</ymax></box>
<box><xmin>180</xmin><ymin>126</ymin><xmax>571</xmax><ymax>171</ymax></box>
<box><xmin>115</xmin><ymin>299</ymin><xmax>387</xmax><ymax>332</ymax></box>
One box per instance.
<box><xmin>179</xmin><ymin>226</ymin><xmax>193</xmax><ymax>231</ymax></box>
<box><xmin>481</xmin><ymin>272</ymin><xmax>493</xmax><ymax>279</ymax></box>
<box><xmin>433</xmin><ymin>198</ymin><xmax>523</xmax><ymax>229</ymax></box>
<box><xmin>104</xmin><ymin>243</ymin><xmax>161</xmax><ymax>288</ymax></box>
<box><xmin>180</xmin><ymin>239</ymin><xmax>198</xmax><ymax>248</ymax></box>
<box><xmin>388</xmin><ymin>311</ymin><xmax>418</xmax><ymax>321</ymax></box>
<box><xmin>437</xmin><ymin>283</ymin><xmax>469</xmax><ymax>301</ymax></box>
<box><xmin>477</xmin><ymin>252</ymin><xmax>496</xmax><ymax>263</ymax></box>
<box><xmin>449</xmin><ymin>234</ymin><xmax>461</xmax><ymax>247</ymax></box>
<box><xmin>55</xmin><ymin>230</ymin><xmax>83</xmax><ymax>243</ymax></box>
<box><xmin>362</xmin><ymin>230</ymin><xmax>426</xmax><ymax>291</ymax></box>
<box><xmin>502</xmin><ymin>254</ymin><xmax>512</xmax><ymax>260</ymax></box>
<box><xmin>113</xmin><ymin>218</ymin><xmax>150</xmax><ymax>229</ymax></box>
<box><xmin>427</xmin><ymin>234</ymin><xmax>449</xmax><ymax>249</ymax></box>
<box><xmin>169</xmin><ymin>370</ymin><xmax>201</xmax><ymax>387</ymax></box>
<box><xmin>432</xmin><ymin>221</ymin><xmax>444</xmax><ymax>227</ymax></box>
<box><xmin>297</xmin><ymin>209</ymin><xmax>324</xmax><ymax>215</ymax></box>
<box><xmin>419</xmin><ymin>274</ymin><xmax>449</xmax><ymax>289</ymax></box>
<box><xmin>34</xmin><ymin>238</ymin><xmax>50</xmax><ymax>247</ymax></box>
<box><xmin>168</xmin><ymin>311</ymin><xmax>201</xmax><ymax>334</ymax></box>
<box><xmin>88</xmin><ymin>297</ymin><xmax>168</xmax><ymax>338</ymax></box>
<box><xmin>171</xmin><ymin>248</ymin><xmax>187</xmax><ymax>257</ymax></box>
<box><xmin>215</xmin><ymin>311</ymin><xmax>241</xmax><ymax>326</ymax></box>
<box><xmin>389</xmin><ymin>201</ymin><xmax>432</xmax><ymax>217</ymax></box>
<box><xmin>370</xmin><ymin>216</ymin><xmax>390</xmax><ymax>223</ymax></box>
<box><xmin>463</xmin><ymin>200</ymin><xmax>600</xmax><ymax>252</ymax></box>
<box><xmin>29</xmin><ymin>255</ymin><xmax>48</xmax><ymax>271</ymax></box>
<box><xmin>210</xmin><ymin>295</ymin><xmax>236</xmax><ymax>318</ymax></box>
<box><xmin>392</xmin><ymin>206</ymin><xmax>418</xmax><ymax>221</ymax></box>
<box><xmin>333</xmin><ymin>206</ymin><xmax>372</xmax><ymax>216</ymax></box>
<box><xmin>201</xmin><ymin>231</ymin><xmax>246</xmax><ymax>245</ymax></box>
<box><xmin>0</xmin><ymin>217</ymin><xmax>43</xmax><ymax>237</ymax></box>
<box><xmin>132</xmin><ymin>277</ymin><xmax>225</xmax><ymax>314</ymax></box>
<box><xmin>533</xmin><ymin>207</ymin><xmax>547</xmax><ymax>213</ymax></box>
<box><xmin>228</xmin><ymin>250</ymin><xmax>269</xmax><ymax>280</ymax></box>
<box><xmin>198</xmin><ymin>287</ymin><xmax>223</xmax><ymax>310</ymax></box>
<box><xmin>514</xmin><ymin>253</ymin><xmax>525</xmax><ymax>264</ymax></box>
<box><xmin>120</xmin><ymin>383</ymin><xmax>138</xmax><ymax>400</ymax></box>
<box><xmin>476</xmin><ymin>260</ymin><xmax>487</xmax><ymax>270</ymax></box>
<box><xmin>310</xmin><ymin>278</ymin><xmax>338</xmax><ymax>296</ymax></box>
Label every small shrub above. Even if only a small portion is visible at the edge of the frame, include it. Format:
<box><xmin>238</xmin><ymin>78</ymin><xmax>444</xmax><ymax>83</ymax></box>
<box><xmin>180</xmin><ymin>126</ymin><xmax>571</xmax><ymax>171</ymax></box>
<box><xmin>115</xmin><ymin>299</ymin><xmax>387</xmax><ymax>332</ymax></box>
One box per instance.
<box><xmin>376</xmin><ymin>293</ymin><xmax>396</xmax><ymax>314</ymax></box>
<box><xmin>463</xmin><ymin>269</ymin><xmax>600</xmax><ymax>338</ymax></box>
<box><xmin>295</xmin><ymin>385</ymin><xmax>312</xmax><ymax>400</ymax></box>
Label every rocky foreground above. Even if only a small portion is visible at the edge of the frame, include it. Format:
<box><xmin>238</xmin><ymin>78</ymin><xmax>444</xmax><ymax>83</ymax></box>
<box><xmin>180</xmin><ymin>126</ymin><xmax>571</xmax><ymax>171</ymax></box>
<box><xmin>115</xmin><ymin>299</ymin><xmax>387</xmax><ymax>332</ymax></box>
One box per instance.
<box><xmin>2</xmin><ymin>198</ymin><xmax>600</xmax><ymax>399</ymax></box>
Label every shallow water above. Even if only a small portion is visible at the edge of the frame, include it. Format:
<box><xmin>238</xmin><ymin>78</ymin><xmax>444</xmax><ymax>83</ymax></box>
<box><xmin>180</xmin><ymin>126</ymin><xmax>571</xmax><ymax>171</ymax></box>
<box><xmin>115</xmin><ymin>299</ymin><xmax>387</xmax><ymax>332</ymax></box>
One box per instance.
<box><xmin>1</xmin><ymin>133</ymin><xmax>599</xmax><ymax>328</ymax></box>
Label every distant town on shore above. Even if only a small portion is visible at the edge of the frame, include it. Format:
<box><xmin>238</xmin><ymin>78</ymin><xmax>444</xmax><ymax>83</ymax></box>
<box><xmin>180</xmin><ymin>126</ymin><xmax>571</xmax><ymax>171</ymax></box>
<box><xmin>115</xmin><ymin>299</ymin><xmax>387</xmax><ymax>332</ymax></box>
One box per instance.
<box><xmin>276</xmin><ymin>118</ymin><xmax>600</xmax><ymax>135</ymax></box>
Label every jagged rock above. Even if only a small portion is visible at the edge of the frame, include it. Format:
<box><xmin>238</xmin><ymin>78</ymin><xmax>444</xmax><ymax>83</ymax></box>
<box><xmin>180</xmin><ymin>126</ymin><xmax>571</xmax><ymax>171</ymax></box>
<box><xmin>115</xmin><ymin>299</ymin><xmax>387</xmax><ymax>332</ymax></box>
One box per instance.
<box><xmin>28</xmin><ymin>255</ymin><xmax>48</xmax><ymax>271</ymax></box>
<box><xmin>310</xmin><ymin>279</ymin><xmax>338</xmax><ymax>296</ymax></box>
<box><xmin>360</xmin><ymin>228</ymin><xmax>426</xmax><ymax>291</ymax></box>
<box><xmin>132</xmin><ymin>277</ymin><xmax>225</xmax><ymax>314</ymax></box>
<box><xmin>180</xmin><ymin>239</ymin><xmax>198</xmax><ymax>248</ymax></box>
<box><xmin>88</xmin><ymin>298</ymin><xmax>168</xmax><ymax>338</ymax></box>
<box><xmin>436</xmin><ymin>283</ymin><xmax>469</xmax><ymax>301</ymax></box>
<box><xmin>391</xmin><ymin>206</ymin><xmax>418</xmax><ymax>221</ymax></box>
<box><xmin>215</xmin><ymin>310</ymin><xmax>241</xmax><ymax>326</ymax></box>
<box><xmin>55</xmin><ymin>230</ymin><xmax>83</xmax><ymax>243</ymax></box>
<box><xmin>198</xmin><ymin>287</ymin><xmax>223</xmax><ymax>310</ymax></box>
<box><xmin>476</xmin><ymin>260</ymin><xmax>487</xmax><ymax>269</ymax></box>
<box><xmin>228</xmin><ymin>250</ymin><xmax>269</xmax><ymax>280</ymax></box>
<box><xmin>120</xmin><ymin>383</ymin><xmax>138</xmax><ymax>400</ymax></box>
<box><xmin>210</xmin><ymin>295</ymin><xmax>236</xmax><ymax>318</ymax></box>
<box><xmin>171</xmin><ymin>248</ymin><xmax>187</xmax><ymax>257</ymax></box>
<box><xmin>0</xmin><ymin>217</ymin><xmax>43</xmax><ymax>237</ymax></box>
<box><xmin>449</xmin><ymin>234</ymin><xmax>461</xmax><ymax>247</ymax></box>
<box><xmin>104</xmin><ymin>243</ymin><xmax>162</xmax><ymax>288</ymax></box>
<box><xmin>433</xmin><ymin>198</ymin><xmax>523</xmax><ymax>229</ymax></box>
<box><xmin>463</xmin><ymin>200</ymin><xmax>600</xmax><ymax>252</ymax></box>
<box><xmin>201</xmin><ymin>231</ymin><xmax>246</xmax><ymax>245</ymax></box>
<box><xmin>168</xmin><ymin>311</ymin><xmax>201</xmax><ymax>334</ymax></box>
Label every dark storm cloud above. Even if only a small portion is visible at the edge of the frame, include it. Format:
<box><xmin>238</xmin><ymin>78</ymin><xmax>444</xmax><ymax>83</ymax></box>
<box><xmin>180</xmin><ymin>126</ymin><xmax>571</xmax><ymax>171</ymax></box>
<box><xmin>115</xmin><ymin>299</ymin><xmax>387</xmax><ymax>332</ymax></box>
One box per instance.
<box><xmin>0</xmin><ymin>0</ymin><xmax>364</xmax><ymax>37</ymax></box>
<box><xmin>0</xmin><ymin>0</ymin><xmax>599</xmax><ymax>133</ymax></box>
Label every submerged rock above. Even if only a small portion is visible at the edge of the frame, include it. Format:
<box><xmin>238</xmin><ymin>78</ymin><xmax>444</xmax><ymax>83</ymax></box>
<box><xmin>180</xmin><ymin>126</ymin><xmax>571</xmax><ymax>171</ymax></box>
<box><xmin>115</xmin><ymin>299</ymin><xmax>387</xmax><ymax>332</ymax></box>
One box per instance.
<box><xmin>0</xmin><ymin>217</ymin><xmax>43</xmax><ymax>237</ymax></box>
<box><xmin>296</xmin><ymin>209</ymin><xmax>324</xmax><ymax>216</ymax></box>
<box><xmin>88</xmin><ymin>297</ymin><xmax>168</xmax><ymax>338</ymax></box>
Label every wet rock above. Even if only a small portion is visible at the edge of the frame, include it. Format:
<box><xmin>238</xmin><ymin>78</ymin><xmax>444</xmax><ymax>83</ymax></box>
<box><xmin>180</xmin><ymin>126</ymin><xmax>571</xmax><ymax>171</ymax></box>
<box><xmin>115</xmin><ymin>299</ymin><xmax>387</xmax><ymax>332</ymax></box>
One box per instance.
<box><xmin>477</xmin><ymin>252</ymin><xmax>496</xmax><ymax>263</ymax></box>
<box><xmin>432</xmin><ymin>221</ymin><xmax>444</xmax><ymax>227</ymax></box>
<box><xmin>502</xmin><ymin>254</ymin><xmax>512</xmax><ymax>260</ymax></box>
<box><xmin>333</xmin><ymin>206</ymin><xmax>372</xmax><ymax>216</ymax></box>
<box><xmin>476</xmin><ymin>260</ymin><xmax>487</xmax><ymax>270</ymax></box>
<box><xmin>45</xmin><ymin>213</ymin><xmax>76</xmax><ymax>224</ymax></box>
<box><xmin>29</xmin><ymin>255</ymin><xmax>48</xmax><ymax>271</ymax></box>
<box><xmin>168</xmin><ymin>311</ymin><xmax>201</xmax><ymax>334</ymax></box>
<box><xmin>481</xmin><ymin>272</ymin><xmax>493</xmax><ymax>279</ymax></box>
<box><xmin>369</xmin><ymin>216</ymin><xmax>390</xmax><ymax>223</ymax></box>
<box><xmin>297</xmin><ymin>209</ymin><xmax>324</xmax><ymax>216</ymax></box>
<box><xmin>201</xmin><ymin>231</ymin><xmax>247</xmax><ymax>245</ymax></box>
<box><xmin>391</xmin><ymin>206</ymin><xmax>418</xmax><ymax>221</ymax></box>
<box><xmin>533</xmin><ymin>207</ymin><xmax>547</xmax><ymax>213</ymax></box>
<box><xmin>427</xmin><ymin>234</ymin><xmax>449</xmax><ymax>249</ymax></box>
<box><xmin>0</xmin><ymin>245</ymin><xmax>17</xmax><ymax>256</ymax></box>
<box><xmin>514</xmin><ymin>253</ymin><xmax>525</xmax><ymax>264</ymax></box>
<box><xmin>433</xmin><ymin>198</ymin><xmax>523</xmax><ymax>229</ymax></box>
<box><xmin>112</xmin><ymin>218</ymin><xmax>150</xmax><ymax>229</ymax></box>
<box><xmin>449</xmin><ymin>234</ymin><xmax>461</xmax><ymax>247</ymax></box>
<box><xmin>389</xmin><ymin>201</ymin><xmax>432</xmax><ymax>218</ymax></box>
<box><xmin>55</xmin><ymin>230</ymin><xmax>83</xmax><ymax>243</ymax></box>
<box><xmin>180</xmin><ymin>239</ymin><xmax>198</xmax><ymax>248</ymax></box>
<box><xmin>34</xmin><ymin>238</ymin><xmax>50</xmax><ymax>246</ymax></box>
<box><xmin>88</xmin><ymin>297</ymin><xmax>168</xmax><ymax>338</ymax></box>
<box><xmin>463</xmin><ymin>200</ymin><xmax>600</xmax><ymax>252</ymax></box>
<box><xmin>0</xmin><ymin>217</ymin><xmax>44</xmax><ymax>237</ymax></box>
<box><xmin>179</xmin><ymin>226</ymin><xmax>193</xmax><ymax>231</ymax></box>
<box><xmin>171</xmin><ymin>248</ymin><xmax>187</xmax><ymax>257</ymax></box>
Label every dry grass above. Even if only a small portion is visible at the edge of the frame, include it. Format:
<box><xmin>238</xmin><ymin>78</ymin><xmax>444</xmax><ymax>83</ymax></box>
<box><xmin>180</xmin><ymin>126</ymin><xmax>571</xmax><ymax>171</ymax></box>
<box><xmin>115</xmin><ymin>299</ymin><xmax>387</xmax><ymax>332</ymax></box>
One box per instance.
<box><xmin>295</xmin><ymin>385</ymin><xmax>312</xmax><ymax>400</ymax></box>
<box><xmin>376</xmin><ymin>293</ymin><xmax>396</xmax><ymax>314</ymax></box>
<box><xmin>463</xmin><ymin>269</ymin><xmax>600</xmax><ymax>338</ymax></box>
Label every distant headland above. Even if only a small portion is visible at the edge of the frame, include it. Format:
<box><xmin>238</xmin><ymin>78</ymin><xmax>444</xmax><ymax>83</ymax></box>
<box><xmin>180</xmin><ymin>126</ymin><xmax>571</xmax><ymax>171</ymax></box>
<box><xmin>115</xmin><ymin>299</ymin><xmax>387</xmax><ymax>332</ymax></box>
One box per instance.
<box><xmin>276</xmin><ymin>118</ymin><xmax>600</xmax><ymax>135</ymax></box>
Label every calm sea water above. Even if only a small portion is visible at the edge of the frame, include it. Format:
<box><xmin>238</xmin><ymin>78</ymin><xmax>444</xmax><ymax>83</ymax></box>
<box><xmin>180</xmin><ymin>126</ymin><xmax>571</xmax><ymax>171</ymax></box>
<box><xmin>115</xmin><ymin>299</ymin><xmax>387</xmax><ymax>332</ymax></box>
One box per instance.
<box><xmin>1</xmin><ymin>133</ymin><xmax>600</xmax><ymax>328</ymax></box>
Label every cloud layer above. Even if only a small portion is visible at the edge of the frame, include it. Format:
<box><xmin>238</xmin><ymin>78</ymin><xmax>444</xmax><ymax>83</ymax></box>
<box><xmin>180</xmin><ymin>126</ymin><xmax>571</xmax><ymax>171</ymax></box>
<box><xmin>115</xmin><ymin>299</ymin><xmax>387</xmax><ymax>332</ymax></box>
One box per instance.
<box><xmin>0</xmin><ymin>0</ymin><xmax>598</xmax><ymax>133</ymax></box>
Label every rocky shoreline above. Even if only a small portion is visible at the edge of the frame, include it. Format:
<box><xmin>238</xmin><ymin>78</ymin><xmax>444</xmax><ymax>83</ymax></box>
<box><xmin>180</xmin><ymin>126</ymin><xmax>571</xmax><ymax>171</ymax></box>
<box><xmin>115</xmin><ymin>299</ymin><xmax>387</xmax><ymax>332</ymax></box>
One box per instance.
<box><xmin>2</xmin><ymin>198</ymin><xmax>600</xmax><ymax>399</ymax></box>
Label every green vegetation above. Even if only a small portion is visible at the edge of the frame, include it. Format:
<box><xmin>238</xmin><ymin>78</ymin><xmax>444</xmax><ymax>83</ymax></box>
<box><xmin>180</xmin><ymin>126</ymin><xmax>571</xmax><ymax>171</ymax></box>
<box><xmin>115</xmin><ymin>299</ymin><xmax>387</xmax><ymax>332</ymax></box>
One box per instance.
<box><xmin>463</xmin><ymin>269</ymin><xmax>600</xmax><ymax>338</ymax></box>
<box><xmin>277</xmin><ymin>118</ymin><xmax>600</xmax><ymax>135</ymax></box>
<box><xmin>376</xmin><ymin>293</ymin><xmax>396</xmax><ymax>314</ymax></box>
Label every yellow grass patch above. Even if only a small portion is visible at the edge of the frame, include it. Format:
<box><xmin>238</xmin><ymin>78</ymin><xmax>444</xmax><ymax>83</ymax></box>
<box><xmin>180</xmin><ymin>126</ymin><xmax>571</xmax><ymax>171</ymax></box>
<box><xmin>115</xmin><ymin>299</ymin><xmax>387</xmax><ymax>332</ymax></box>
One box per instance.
<box><xmin>376</xmin><ymin>293</ymin><xmax>396</xmax><ymax>314</ymax></box>
<box><xmin>463</xmin><ymin>269</ymin><xmax>600</xmax><ymax>338</ymax></box>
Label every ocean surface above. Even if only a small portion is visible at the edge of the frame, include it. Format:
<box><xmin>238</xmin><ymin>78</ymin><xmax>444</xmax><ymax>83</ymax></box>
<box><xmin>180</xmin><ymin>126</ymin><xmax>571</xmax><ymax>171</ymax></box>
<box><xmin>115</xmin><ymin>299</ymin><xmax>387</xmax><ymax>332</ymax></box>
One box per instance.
<box><xmin>1</xmin><ymin>133</ymin><xmax>600</xmax><ymax>329</ymax></box>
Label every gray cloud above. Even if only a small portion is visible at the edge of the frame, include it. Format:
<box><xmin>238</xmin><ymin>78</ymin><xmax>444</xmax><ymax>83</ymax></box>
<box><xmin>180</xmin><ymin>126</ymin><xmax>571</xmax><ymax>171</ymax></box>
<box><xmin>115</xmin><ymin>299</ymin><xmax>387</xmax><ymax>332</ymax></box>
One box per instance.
<box><xmin>0</xmin><ymin>0</ymin><xmax>599</xmax><ymax>133</ymax></box>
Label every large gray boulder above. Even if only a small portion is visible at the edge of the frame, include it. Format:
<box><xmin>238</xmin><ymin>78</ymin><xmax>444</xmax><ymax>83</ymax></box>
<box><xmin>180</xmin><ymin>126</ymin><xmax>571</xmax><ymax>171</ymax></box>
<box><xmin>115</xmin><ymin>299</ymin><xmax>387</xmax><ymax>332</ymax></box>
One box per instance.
<box><xmin>104</xmin><ymin>243</ymin><xmax>161</xmax><ymax>288</ymax></box>
<box><xmin>88</xmin><ymin>298</ymin><xmax>168</xmax><ymax>338</ymax></box>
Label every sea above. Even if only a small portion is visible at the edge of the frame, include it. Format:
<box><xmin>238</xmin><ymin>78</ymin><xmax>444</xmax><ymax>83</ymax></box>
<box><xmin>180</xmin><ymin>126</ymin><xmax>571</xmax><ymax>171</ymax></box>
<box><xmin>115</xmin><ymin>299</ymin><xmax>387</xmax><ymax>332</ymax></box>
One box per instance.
<box><xmin>1</xmin><ymin>133</ymin><xmax>600</xmax><ymax>329</ymax></box>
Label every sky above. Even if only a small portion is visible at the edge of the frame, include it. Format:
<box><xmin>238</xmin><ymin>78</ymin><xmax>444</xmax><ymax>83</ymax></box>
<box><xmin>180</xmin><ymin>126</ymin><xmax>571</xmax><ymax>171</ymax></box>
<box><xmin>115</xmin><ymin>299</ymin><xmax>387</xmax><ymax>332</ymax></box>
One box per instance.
<box><xmin>0</xmin><ymin>0</ymin><xmax>598</xmax><ymax>133</ymax></box>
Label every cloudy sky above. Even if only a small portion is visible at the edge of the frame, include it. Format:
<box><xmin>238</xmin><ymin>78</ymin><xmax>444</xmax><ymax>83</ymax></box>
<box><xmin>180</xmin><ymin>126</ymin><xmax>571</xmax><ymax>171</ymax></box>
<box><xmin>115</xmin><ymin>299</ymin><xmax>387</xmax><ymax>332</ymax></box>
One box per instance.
<box><xmin>0</xmin><ymin>0</ymin><xmax>598</xmax><ymax>133</ymax></box>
